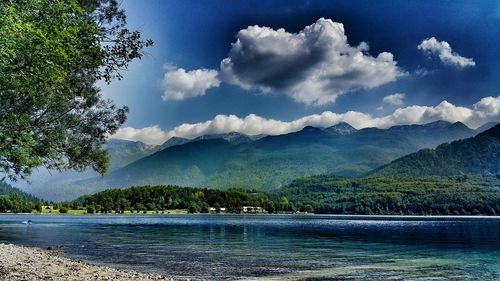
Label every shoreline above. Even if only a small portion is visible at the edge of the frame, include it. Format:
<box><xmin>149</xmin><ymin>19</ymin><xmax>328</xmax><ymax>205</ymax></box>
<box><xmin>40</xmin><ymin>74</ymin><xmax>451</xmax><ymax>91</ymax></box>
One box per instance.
<box><xmin>3</xmin><ymin>212</ymin><xmax>500</xmax><ymax>218</ymax></box>
<box><xmin>0</xmin><ymin>243</ymin><xmax>179</xmax><ymax>281</ymax></box>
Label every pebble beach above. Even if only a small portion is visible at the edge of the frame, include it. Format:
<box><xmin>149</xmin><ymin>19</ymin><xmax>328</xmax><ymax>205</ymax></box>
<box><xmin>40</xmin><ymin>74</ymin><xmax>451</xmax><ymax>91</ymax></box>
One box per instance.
<box><xmin>0</xmin><ymin>243</ymin><xmax>178</xmax><ymax>281</ymax></box>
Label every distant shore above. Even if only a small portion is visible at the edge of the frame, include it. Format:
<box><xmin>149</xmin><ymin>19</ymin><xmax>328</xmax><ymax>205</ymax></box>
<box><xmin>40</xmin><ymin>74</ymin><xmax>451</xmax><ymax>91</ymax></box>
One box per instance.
<box><xmin>2</xmin><ymin>212</ymin><xmax>500</xmax><ymax>217</ymax></box>
<box><xmin>0</xmin><ymin>243</ymin><xmax>179</xmax><ymax>281</ymax></box>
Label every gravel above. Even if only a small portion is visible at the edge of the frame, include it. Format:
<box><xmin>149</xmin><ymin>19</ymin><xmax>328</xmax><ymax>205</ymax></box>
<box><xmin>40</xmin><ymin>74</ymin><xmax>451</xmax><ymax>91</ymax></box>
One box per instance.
<box><xmin>0</xmin><ymin>243</ymin><xmax>182</xmax><ymax>281</ymax></box>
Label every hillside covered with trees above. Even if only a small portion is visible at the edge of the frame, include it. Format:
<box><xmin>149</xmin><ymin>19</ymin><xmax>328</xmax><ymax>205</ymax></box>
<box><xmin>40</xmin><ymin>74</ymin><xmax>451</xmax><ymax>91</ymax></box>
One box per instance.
<box><xmin>58</xmin><ymin>172</ymin><xmax>500</xmax><ymax>216</ymax></box>
<box><xmin>373</xmin><ymin>124</ymin><xmax>500</xmax><ymax>178</ymax></box>
<box><xmin>275</xmin><ymin>175</ymin><xmax>500</xmax><ymax>215</ymax></box>
<box><xmin>0</xmin><ymin>182</ymin><xmax>41</xmax><ymax>213</ymax></box>
<box><xmin>3</xmin><ymin>124</ymin><xmax>499</xmax><ymax>215</ymax></box>
<box><xmin>53</xmin><ymin>121</ymin><xmax>482</xmax><ymax>201</ymax></box>
<box><xmin>71</xmin><ymin>185</ymin><xmax>298</xmax><ymax>214</ymax></box>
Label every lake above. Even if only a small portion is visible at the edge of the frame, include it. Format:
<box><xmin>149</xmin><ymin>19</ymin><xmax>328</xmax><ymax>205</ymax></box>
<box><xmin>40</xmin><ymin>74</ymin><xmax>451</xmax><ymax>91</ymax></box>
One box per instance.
<box><xmin>0</xmin><ymin>214</ymin><xmax>499</xmax><ymax>280</ymax></box>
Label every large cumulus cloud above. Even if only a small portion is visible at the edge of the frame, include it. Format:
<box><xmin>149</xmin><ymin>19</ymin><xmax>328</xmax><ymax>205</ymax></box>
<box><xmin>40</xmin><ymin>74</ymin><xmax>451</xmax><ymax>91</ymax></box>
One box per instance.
<box><xmin>220</xmin><ymin>18</ymin><xmax>405</xmax><ymax>105</ymax></box>
<box><xmin>112</xmin><ymin>96</ymin><xmax>500</xmax><ymax>144</ymax></box>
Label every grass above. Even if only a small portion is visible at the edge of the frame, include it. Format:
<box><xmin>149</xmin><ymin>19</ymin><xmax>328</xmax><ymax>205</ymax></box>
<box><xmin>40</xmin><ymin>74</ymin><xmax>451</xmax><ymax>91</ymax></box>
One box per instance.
<box><xmin>38</xmin><ymin>209</ymin><xmax>188</xmax><ymax>215</ymax></box>
<box><xmin>122</xmin><ymin>209</ymin><xmax>188</xmax><ymax>214</ymax></box>
<box><xmin>67</xmin><ymin>209</ymin><xmax>87</xmax><ymax>214</ymax></box>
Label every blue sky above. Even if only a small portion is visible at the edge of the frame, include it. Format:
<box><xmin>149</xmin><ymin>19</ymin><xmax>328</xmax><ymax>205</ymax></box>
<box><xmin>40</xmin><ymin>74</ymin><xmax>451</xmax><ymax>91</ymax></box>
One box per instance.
<box><xmin>105</xmin><ymin>0</ymin><xmax>500</xmax><ymax>144</ymax></box>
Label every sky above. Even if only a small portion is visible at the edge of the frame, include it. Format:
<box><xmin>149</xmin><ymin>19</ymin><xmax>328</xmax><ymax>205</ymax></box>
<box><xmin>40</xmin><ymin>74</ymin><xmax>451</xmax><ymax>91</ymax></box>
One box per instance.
<box><xmin>105</xmin><ymin>0</ymin><xmax>500</xmax><ymax>145</ymax></box>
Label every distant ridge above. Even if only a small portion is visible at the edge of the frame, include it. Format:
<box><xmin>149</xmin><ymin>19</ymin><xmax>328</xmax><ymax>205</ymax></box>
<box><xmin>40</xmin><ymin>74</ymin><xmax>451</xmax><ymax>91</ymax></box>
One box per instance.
<box><xmin>42</xmin><ymin>120</ymin><xmax>479</xmax><ymax>201</ymax></box>
<box><xmin>373</xmin><ymin>124</ymin><xmax>500</xmax><ymax>177</ymax></box>
<box><xmin>476</xmin><ymin>121</ymin><xmax>499</xmax><ymax>133</ymax></box>
<box><xmin>193</xmin><ymin>132</ymin><xmax>254</xmax><ymax>145</ymax></box>
<box><xmin>0</xmin><ymin>181</ymin><xmax>39</xmax><ymax>202</ymax></box>
<box><xmin>158</xmin><ymin>136</ymin><xmax>189</xmax><ymax>150</ymax></box>
<box><xmin>16</xmin><ymin>120</ymin><xmax>487</xmax><ymax>201</ymax></box>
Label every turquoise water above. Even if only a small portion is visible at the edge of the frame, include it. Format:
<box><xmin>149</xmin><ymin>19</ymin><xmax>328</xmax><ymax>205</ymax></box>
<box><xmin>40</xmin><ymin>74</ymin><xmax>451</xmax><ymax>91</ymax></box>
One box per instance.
<box><xmin>0</xmin><ymin>214</ymin><xmax>499</xmax><ymax>280</ymax></box>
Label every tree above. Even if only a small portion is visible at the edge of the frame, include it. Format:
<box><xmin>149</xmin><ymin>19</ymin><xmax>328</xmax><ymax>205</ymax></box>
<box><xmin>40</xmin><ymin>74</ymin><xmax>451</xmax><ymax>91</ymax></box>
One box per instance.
<box><xmin>0</xmin><ymin>196</ymin><xmax>11</xmax><ymax>212</ymax></box>
<box><xmin>0</xmin><ymin>0</ymin><xmax>153</xmax><ymax>181</ymax></box>
<box><xmin>135</xmin><ymin>203</ymin><xmax>145</xmax><ymax>212</ymax></box>
<box><xmin>145</xmin><ymin>202</ymin><xmax>156</xmax><ymax>211</ymax></box>
<box><xmin>34</xmin><ymin>202</ymin><xmax>42</xmax><ymax>213</ymax></box>
<box><xmin>299</xmin><ymin>204</ymin><xmax>314</xmax><ymax>213</ymax></box>
<box><xmin>200</xmin><ymin>203</ymin><xmax>209</xmax><ymax>213</ymax></box>
<box><xmin>213</xmin><ymin>202</ymin><xmax>221</xmax><ymax>213</ymax></box>
<box><xmin>117</xmin><ymin>198</ymin><xmax>131</xmax><ymax>213</ymax></box>
<box><xmin>187</xmin><ymin>203</ymin><xmax>200</xmax><ymax>214</ymax></box>
<box><xmin>100</xmin><ymin>195</ymin><xmax>113</xmax><ymax>213</ymax></box>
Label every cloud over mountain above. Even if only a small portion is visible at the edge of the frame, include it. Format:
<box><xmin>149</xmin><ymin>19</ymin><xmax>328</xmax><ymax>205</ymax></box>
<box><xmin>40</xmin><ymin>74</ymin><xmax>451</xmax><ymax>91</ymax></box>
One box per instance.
<box><xmin>161</xmin><ymin>68</ymin><xmax>220</xmax><ymax>100</ymax></box>
<box><xmin>418</xmin><ymin>37</ymin><xmax>475</xmax><ymax>68</ymax></box>
<box><xmin>111</xmin><ymin>125</ymin><xmax>169</xmax><ymax>145</ymax></box>
<box><xmin>112</xmin><ymin>96</ymin><xmax>500</xmax><ymax>144</ymax></box>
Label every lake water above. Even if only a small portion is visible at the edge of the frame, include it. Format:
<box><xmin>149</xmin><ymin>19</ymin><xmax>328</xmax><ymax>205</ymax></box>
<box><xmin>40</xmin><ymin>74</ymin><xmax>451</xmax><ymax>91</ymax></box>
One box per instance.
<box><xmin>0</xmin><ymin>214</ymin><xmax>499</xmax><ymax>280</ymax></box>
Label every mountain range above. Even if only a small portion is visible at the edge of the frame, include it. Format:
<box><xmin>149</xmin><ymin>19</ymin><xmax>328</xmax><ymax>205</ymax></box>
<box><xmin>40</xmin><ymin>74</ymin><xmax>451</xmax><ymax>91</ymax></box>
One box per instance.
<box><xmin>19</xmin><ymin>120</ymin><xmax>494</xmax><ymax>201</ymax></box>
<box><xmin>276</xmin><ymin>123</ymin><xmax>500</xmax><ymax>215</ymax></box>
<box><xmin>373</xmin><ymin>123</ymin><xmax>500</xmax><ymax>178</ymax></box>
<box><xmin>11</xmin><ymin>139</ymin><xmax>159</xmax><ymax>200</ymax></box>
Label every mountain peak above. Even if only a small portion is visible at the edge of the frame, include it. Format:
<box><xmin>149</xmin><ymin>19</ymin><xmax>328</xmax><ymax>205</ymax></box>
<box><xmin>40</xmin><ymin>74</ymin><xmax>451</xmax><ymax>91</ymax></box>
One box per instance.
<box><xmin>159</xmin><ymin>136</ymin><xmax>189</xmax><ymax>150</ymax></box>
<box><xmin>106</xmin><ymin>139</ymin><xmax>156</xmax><ymax>150</ymax></box>
<box><xmin>326</xmin><ymin>122</ymin><xmax>356</xmax><ymax>135</ymax></box>
<box><xmin>193</xmin><ymin>132</ymin><xmax>253</xmax><ymax>145</ymax></box>
<box><xmin>107</xmin><ymin>138</ymin><xmax>144</xmax><ymax>145</ymax></box>
<box><xmin>423</xmin><ymin>120</ymin><xmax>452</xmax><ymax>128</ymax></box>
<box><xmin>450</xmin><ymin>121</ymin><xmax>469</xmax><ymax>129</ymax></box>
<box><xmin>300</xmin><ymin>126</ymin><xmax>323</xmax><ymax>133</ymax></box>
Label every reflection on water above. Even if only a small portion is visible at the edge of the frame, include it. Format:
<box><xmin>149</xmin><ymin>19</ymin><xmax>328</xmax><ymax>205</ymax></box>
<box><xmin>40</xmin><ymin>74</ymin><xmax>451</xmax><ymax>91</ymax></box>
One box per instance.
<box><xmin>0</xmin><ymin>214</ymin><xmax>499</xmax><ymax>280</ymax></box>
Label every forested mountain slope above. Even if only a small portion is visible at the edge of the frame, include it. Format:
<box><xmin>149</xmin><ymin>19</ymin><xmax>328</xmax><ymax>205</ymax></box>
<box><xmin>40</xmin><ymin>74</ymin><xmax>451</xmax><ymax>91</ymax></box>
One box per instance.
<box><xmin>59</xmin><ymin>121</ymin><xmax>479</xmax><ymax>201</ymax></box>
<box><xmin>373</xmin><ymin>124</ymin><xmax>500</xmax><ymax>178</ymax></box>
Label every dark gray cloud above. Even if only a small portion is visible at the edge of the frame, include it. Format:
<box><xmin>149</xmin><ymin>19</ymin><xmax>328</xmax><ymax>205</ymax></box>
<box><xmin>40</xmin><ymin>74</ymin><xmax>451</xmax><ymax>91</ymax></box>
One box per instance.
<box><xmin>220</xmin><ymin>18</ymin><xmax>406</xmax><ymax>105</ymax></box>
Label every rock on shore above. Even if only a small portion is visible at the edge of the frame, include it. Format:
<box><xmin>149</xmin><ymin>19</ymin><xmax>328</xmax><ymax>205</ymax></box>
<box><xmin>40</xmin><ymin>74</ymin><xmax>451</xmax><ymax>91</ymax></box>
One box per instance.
<box><xmin>0</xmin><ymin>243</ymin><xmax>177</xmax><ymax>281</ymax></box>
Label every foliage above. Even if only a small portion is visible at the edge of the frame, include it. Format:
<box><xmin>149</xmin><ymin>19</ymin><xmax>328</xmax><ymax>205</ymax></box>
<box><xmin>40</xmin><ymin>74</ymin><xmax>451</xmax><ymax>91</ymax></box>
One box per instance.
<box><xmin>64</xmin><ymin>173</ymin><xmax>500</xmax><ymax>216</ymax></box>
<box><xmin>0</xmin><ymin>181</ymin><xmax>41</xmax><ymax>212</ymax></box>
<box><xmin>86</xmin><ymin>205</ymin><xmax>95</xmax><ymax>214</ymax></box>
<box><xmin>71</xmin><ymin>185</ymin><xmax>280</xmax><ymax>214</ymax></box>
<box><xmin>374</xmin><ymin>124</ymin><xmax>500</xmax><ymax>178</ymax></box>
<box><xmin>274</xmin><ymin>174</ymin><xmax>500</xmax><ymax>215</ymax></box>
<box><xmin>0</xmin><ymin>0</ymin><xmax>152</xmax><ymax>181</ymax></box>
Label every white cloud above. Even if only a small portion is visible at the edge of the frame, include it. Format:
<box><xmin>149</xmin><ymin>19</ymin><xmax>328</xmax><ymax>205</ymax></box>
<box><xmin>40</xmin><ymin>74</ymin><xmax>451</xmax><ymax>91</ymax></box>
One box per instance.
<box><xmin>219</xmin><ymin>18</ymin><xmax>406</xmax><ymax>105</ymax></box>
<box><xmin>110</xmin><ymin>126</ymin><xmax>168</xmax><ymax>145</ymax></box>
<box><xmin>113</xmin><ymin>96</ymin><xmax>500</xmax><ymax>145</ymax></box>
<box><xmin>161</xmin><ymin>68</ymin><xmax>220</xmax><ymax>100</ymax></box>
<box><xmin>162</xmin><ymin>18</ymin><xmax>404</xmax><ymax>105</ymax></box>
<box><xmin>418</xmin><ymin>37</ymin><xmax>475</xmax><ymax>68</ymax></box>
<box><xmin>383</xmin><ymin>93</ymin><xmax>405</xmax><ymax>106</ymax></box>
